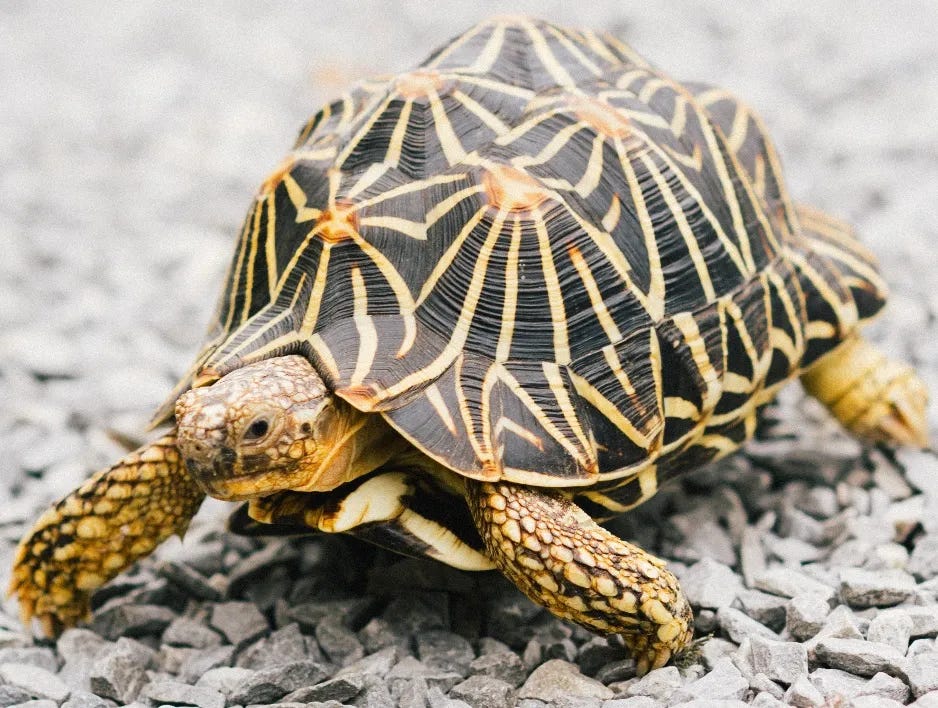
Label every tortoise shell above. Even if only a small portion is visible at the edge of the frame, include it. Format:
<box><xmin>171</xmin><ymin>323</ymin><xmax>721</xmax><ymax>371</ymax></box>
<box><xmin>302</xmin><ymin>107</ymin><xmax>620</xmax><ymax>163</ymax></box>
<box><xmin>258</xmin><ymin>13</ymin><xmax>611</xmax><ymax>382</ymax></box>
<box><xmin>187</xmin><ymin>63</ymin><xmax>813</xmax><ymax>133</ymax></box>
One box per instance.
<box><xmin>157</xmin><ymin>16</ymin><xmax>886</xmax><ymax>494</ymax></box>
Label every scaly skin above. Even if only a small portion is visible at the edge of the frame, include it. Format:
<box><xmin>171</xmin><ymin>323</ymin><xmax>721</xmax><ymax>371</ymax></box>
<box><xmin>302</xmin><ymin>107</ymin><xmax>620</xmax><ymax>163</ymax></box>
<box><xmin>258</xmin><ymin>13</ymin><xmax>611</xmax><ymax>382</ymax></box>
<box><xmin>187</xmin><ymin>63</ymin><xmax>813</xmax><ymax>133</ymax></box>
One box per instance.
<box><xmin>802</xmin><ymin>335</ymin><xmax>930</xmax><ymax>448</ymax></box>
<box><xmin>465</xmin><ymin>479</ymin><xmax>693</xmax><ymax>675</ymax></box>
<box><xmin>9</xmin><ymin>434</ymin><xmax>204</xmax><ymax>635</ymax></box>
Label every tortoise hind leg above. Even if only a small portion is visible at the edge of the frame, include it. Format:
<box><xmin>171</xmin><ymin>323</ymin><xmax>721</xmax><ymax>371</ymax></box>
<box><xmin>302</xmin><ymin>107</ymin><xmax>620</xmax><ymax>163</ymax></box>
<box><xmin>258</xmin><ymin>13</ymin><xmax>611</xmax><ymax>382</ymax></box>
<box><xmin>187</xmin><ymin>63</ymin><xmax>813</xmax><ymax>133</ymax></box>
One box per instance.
<box><xmin>801</xmin><ymin>335</ymin><xmax>929</xmax><ymax>448</ymax></box>
<box><xmin>9</xmin><ymin>433</ymin><xmax>204</xmax><ymax>635</ymax></box>
<box><xmin>465</xmin><ymin>479</ymin><xmax>693</xmax><ymax>675</ymax></box>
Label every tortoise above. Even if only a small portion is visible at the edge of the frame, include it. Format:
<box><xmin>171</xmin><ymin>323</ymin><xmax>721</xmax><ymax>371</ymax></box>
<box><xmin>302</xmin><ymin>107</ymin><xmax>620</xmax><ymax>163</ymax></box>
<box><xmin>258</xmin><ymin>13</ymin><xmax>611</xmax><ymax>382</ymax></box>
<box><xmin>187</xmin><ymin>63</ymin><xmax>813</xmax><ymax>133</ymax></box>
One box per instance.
<box><xmin>11</xmin><ymin>16</ymin><xmax>929</xmax><ymax>673</ymax></box>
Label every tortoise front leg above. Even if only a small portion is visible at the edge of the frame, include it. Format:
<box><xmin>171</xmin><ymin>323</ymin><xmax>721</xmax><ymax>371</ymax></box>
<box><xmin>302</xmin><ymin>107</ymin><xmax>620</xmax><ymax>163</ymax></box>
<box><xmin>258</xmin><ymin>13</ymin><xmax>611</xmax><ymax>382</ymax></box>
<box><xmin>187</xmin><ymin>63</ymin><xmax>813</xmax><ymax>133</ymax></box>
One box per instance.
<box><xmin>465</xmin><ymin>479</ymin><xmax>693</xmax><ymax>675</ymax></box>
<box><xmin>9</xmin><ymin>432</ymin><xmax>204</xmax><ymax>635</ymax></box>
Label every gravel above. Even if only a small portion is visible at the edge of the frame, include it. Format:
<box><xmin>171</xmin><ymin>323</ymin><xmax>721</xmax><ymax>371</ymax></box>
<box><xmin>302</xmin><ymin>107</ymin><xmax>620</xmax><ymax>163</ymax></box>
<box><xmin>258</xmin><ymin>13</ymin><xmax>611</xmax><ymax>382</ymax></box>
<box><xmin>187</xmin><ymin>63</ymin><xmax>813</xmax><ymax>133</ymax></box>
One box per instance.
<box><xmin>2</xmin><ymin>2</ymin><xmax>938</xmax><ymax>707</ymax></box>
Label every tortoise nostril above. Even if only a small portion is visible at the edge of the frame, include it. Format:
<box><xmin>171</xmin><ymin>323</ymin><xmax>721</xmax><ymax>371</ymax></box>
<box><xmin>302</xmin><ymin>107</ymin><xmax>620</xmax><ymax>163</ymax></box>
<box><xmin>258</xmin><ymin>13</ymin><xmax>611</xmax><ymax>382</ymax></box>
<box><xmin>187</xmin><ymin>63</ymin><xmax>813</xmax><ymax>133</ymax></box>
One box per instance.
<box><xmin>301</xmin><ymin>422</ymin><xmax>312</xmax><ymax>434</ymax></box>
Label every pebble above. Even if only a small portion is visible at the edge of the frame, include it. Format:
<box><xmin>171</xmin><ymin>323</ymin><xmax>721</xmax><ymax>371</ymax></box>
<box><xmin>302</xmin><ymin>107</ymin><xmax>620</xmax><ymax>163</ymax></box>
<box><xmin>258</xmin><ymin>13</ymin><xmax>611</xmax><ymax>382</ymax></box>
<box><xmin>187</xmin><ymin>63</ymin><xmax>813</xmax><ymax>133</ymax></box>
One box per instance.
<box><xmin>668</xmin><ymin>658</ymin><xmax>748</xmax><ymax>704</ymax></box>
<box><xmin>143</xmin><ymin>679</ymin><xmax>225</xmax><ymax>708</ymax></box>
<box><xmin>280</xmin><ymin>674</ymin><xmax>365</xmax><ymax>703</ymax></box>
<box><xmin>467</xmin><ymin>650</ymin><xmax>527</xmax><ymax>687</ymax></box>
<box><xmin>209</xmin><ymin>601</ymin><xmax>269</xmax><ymax>646</ymax></box>
<box><xmin>316</xmin><ymin>614</ymin><xmax>365</xmax><ymax>666</ymax></box>
<box><xmin>417</xmin><ymin>630</ymin><xmax>475</xmax><ymax>677</ymax></box>
<box><xmin>0</xmin><ymin>662</ymin><xmax>68</xmax><ymax>703</ymax></box>
<box><xmin>387</xmin><ymin>657</ymin><xmax>464</xmax><ymax>693</ymax></box>
<box><xmin>88</xmin><ymin>638</ymin><xmax>155</xmax><ymax>704</ymax></box>
<box><xmin>227</xmin><ymin>660</ymin><xmax>330</xmax><ymax>705</ymax></box>
<box><xmin>753</xmin><ymin>567</ymin><xmax>835</xmax><ymax>601</ymax></box>
<box><xmin>60</xmin><ymin>691</ymin><xmax>114</xmax><ymax>708</ymax></box>
<box><xmin>0</xmin><ymin>685</ymin><xmax>33</xmax><ymax>707</ymax></box>
<box><xmin>785</xmin><ymin>592</ymin><xmax>831</xmax><ymax>640</ymax></box>
<box><xmin>839</xmin><ymin>567</ymin><xmax>918</xmax><ymax>608</ymax></box>
<box><xmin>237</xmin><ymin>622</ymin><xmax>314</xmax><ymax>669</ymax></box>
<box><xmin>90</xmin><ymin>603</ymin><xmax>177</xmax><ymax>640</ymax></box>
<box><xmin>901</xmin><ymin>652</ymin><xmax>938</xmax><ymax>698</ymax></box>
<box><xmin>162</xmin><ymin>615</ymin><xmax>223</xmax><ymax>649</ymax></box>
<box><xmin>57</xmin><ymin>629</ymin><xmax>111</xmax><ymax>692</ymax></box>
<box><xmin>783</xmin><ymin>673</ymin><xmax>825</xmax><ymax>707</ymax></box>
<box><xmin>679</xmin><ymin>558</ymin><xmax>744</xmax><ymax>609</ymax></box>
<box><xmin>734</xmin><ymin>589</ymin><xmax>788</xmax><ymax>630</ymax></box>
<box><xmin>909</xmin><ymin>534</ymin><xmax>938</xmax><ymax>580</ymax></box>
<box><xmin>155</xmin><ymin>560</ymin><xmax>223</xmax><ymax>601</ymax></box>
<box><xmin>716</xmin><ymin>606</ymin><xmax>779</xmax><ymax>643</ymax></box>
<box><xmin>813</xmin><ymin>637</ymin><xmax>905</xmax><ymax>677</ymax></box>
<box><xmin>867</xmin><ymin>608</ymin><xmax>914</xmax><ymax>652</ymax></box>
<box><xmin>748</xmin><ymin>636</ymin><xmax>808</xmax><ymax>686</ymax></box>
<box><xmin>448</xmin><ymin>675</ymin><xmax>516</xmax><ymax>708</ymax></box>
<box><xmin>518</xmin><ymin>660</ymin><xmax>613</xmax><ymax>702</ymax></box>
<box><xmin>624</xmin><ymin>666</ymin><xmax>682</xmax><ymax>701</ymax></box>
<box><xmin>195</xmin><ymin>666</ymin><xmax>256</xmax><ymax>696</ymax></box>
<box><xmin>0</xmin><ymin>647</ymin><xmax>57</xmax><ymax>673</ymax></box>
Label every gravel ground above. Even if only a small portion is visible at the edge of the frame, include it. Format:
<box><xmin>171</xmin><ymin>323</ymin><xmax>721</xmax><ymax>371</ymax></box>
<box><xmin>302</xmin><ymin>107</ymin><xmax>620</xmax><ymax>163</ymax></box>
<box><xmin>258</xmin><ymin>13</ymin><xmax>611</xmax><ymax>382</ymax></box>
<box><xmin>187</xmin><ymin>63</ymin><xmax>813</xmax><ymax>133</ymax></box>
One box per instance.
<box><xmin>2</xmin><ymin>2</ymin><xmax>938</xmax><ymax>707</ymax></box>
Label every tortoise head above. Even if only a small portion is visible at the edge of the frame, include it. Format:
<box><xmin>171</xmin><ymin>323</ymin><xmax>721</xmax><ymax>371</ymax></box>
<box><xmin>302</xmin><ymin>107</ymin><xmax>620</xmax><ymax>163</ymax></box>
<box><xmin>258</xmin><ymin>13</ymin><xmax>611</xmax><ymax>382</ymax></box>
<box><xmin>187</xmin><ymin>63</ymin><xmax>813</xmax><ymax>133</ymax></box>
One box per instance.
<box><xmin>175</xmin><ymin>355</ymin><xmax>393</xmax><ymax>501</ymax></box>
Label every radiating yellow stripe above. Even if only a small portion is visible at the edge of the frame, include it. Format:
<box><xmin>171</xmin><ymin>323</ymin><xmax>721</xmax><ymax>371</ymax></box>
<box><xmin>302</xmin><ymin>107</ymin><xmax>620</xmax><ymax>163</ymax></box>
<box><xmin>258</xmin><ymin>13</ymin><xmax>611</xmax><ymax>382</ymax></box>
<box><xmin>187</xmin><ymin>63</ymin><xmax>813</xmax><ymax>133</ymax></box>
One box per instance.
<box><xmin>359</xmin><ymin>216</ymin><xmax>427</xmax><ymax>240</ymax></box>
<box><xmin>466</xmin><ymin>21</ymin><xmax>505</xmax><ymax>74</ymax></box>
<box><xmin>495</xmin><ymin>220</ymin><xmax>522</xmax><ymax>361</ymax></box>
<box><xmin>428</xmin><ymin>90</ymin><xmax>466</xmax><ymax>165</ymax></box>
<box><xmin>543</xmin><ymin>361</ymin><xmax>595</xmax><ymax>470</ymax></box>
<box><xmin>533</xmin><ymin>209</ymin><xmax>571</xmax><ymax>365</ymax></box>
<box><xmin>574</xmin><ymin>134</ymin><xmax>606</xmax><ymax>196</ymax></box>
<box><xmin>570</xmin><ymin>371</ymin><xmax>649</xmax><ymax>448</ymax></box>
<box><xmin>384</xmin><ymin>99</ymin><xmax>413</xmax><ymax>168</ymax></box>
<box><xmin>452</xmin><ymin>90</ymin><xmax>510</xmax><ymax>136</ymax></box>
<box><xmin>350</xmin><ymin>267</ymin><xmax>378</xmax><ymax>387</ymax></box>
<box><xmin>523</xmin><ymin>21</ymin><xmax>576</xmax><ymax>87</ymax></box>
<box><xmin>568</xmin><ymin>245</ymin><xmax>622</xmax><ymax>344</ymax></box>
<box><xmin>425</xmin><ymin>383</ymin><xmax>457</xmax><ymax>434</ymax></box>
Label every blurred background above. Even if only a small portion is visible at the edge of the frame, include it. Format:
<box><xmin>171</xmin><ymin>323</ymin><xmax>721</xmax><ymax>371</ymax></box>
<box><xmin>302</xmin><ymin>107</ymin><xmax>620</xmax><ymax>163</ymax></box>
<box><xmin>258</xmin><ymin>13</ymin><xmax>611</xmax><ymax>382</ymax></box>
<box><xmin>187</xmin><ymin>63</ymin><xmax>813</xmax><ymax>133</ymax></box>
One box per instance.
<box><xmin>1</xmin><ymin>0</ymin><xmax>936</xmax><ymax>545</ymax></box>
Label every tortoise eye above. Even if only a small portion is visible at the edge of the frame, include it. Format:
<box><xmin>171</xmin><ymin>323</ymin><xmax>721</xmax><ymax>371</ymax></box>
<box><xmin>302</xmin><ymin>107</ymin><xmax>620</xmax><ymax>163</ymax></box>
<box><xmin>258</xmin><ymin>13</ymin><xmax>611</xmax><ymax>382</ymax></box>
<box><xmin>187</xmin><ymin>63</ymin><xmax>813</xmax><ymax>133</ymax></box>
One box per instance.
<box><xmin>243</xmin><ymin>416</ymin><xmax>271</xmax><ymax>442</ymax></box>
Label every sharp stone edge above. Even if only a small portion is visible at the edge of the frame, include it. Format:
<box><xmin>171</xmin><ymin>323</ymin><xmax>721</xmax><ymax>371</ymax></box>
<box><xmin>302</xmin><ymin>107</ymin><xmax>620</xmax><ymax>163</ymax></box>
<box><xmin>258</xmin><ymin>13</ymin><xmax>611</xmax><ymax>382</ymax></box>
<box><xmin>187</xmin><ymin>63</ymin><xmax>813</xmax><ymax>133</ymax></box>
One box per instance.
<box><xmin>1</xmin><ymin>2</ymin><xmax>937</xmax><ymax>707</ymax></box>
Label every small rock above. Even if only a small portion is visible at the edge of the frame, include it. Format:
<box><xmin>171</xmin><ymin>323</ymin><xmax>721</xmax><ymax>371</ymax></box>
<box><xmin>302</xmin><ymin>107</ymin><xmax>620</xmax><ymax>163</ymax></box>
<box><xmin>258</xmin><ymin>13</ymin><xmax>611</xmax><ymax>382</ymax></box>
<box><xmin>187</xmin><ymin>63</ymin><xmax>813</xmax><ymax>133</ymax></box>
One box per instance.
<box><xmin>195</xmin><ymin>667</ymin><xmax>256</xmax><ymax>696</ymax></box>
<box><xmin>357</xmin><ymin>617</ymin><xmax>401</xmax><ymax>653</ymax></box>
<box><xmin>237</xmin><ymin>622</ymin><xmax>313</xmax><ymax>669</ymax></box>
<box><xmin>387</xmin><ymin>657</ymin><xmax>464</xmax><ymax>693</ymax></box>
<box><xmin>280</xmin><ymin>674</ymin><xmax>365</xmax><ymax>703</ymax></box>
<box><xmin>8</xmin><ymin>700</ymin><xmax>57</xmax><ymax>708</ymax></box>
<box><xmin>909</xmin><ymin>534</ymin><xmax>938</xmax><ymax>580</ymax></box>
<box><xmin>449</xmin><ymin>675</ymin><xmax>516</xmax><ymax>708</ymax></box>
<box><xmin>0</xmin><ymin>647</ymin><xmax>57</xmax><ymax>673</ymax></box>
<box><xmin>862</xmin><ymin>672</ymin><xmax>911</xmax><ymax>703</ymax></box>
<box><xmin>316</xmin><ymin>613</ymin><xmax>365</xmax><ymax>666</ymax></box>
<box><xmin>867</xmin><ymin>608</ymin><xmax>914</xmax><ymax>652</ymax></box>
<box><xmin>57</xmin><ymin>629</ymin><xmax>111</xmax><ymax>692</ymax></box>
<box><xmin>60</xmin><ymin>690</ymin><xmax>114</xmax><ymax>708</ymax></box>
<box><xmin>594</xmin><ymin>659</ymin><xmax>636</xmax><ymax>685</ymax></box>
<box><xmin>679</xmin><ymin>558</ymin><xmax>744</xmax><ymax>609</ymax></box>
<box><xmin>175</xmin><ymin>645</ymin><xmax>236</xmax><ymax>685</ymax></box>
<box><xmin>783</xmin><ymin>674</ymin><xmax>825</xmax><ymax>707</ymax></box>
<box><xmin>416</xmin><ymin>630</ymin><xmax>475</xmax><ymax>677</ymax></box>
<box><xmin>668</xmin><ymin>658</ymin><xmax>748</xmax><ymax>704</ymax></box>
<box><xmin>904</xmin><ymin>605</ymin><xmax>938</xmax><ymax>637</ymax></box>
<box><xmin>227</xmin><ymin>660</ymin><xmax>330</xmax><ymax>705</ymax></box>
<box><xmin>394</xmin><ymin>676</ymin><xmax>430</xmax><ymax>708</ymax></box>
<box><xmin>356</xmin><ymin>674</ymin><xmax>396</xmax><ymax>708</ymax></box>
<box><xmin>427</xmin><ymin>685</ymin><xmax>471</xmax><ymax>708</ymax></box>
<box><xmin>785</xmin><ymin>592</ymin><xmax>830</xmax><ymax>640</ymax></box>
<box><xmin>840</xmin><ymin>568</ymin><xmax>917</xmax><ymax>608</ymax></box>
<box><xmin>849</xmin><ymin>696</ymin><xmax>904</xmax><ymax>708</ymax></box>
<box><xmin>143</xmin><ymin>679</ymin><xmax>225</xmax><ymax>708</ymax></box>
<box><xmin>161</xmin><ymin>615</ymin><xmax>223</xmax><ymax>649</ymax></box>
<box><xmin>468</xmin><ymin>650</ymin><xmax>527</xmax><ymax>687</ymax></box>
<box><xmin>155</xmin><ymin>560</ymin><xmax>223</xmax><ymax>601</ymax></box>
<box><xmin>748</xmin><ymin>636</ymin><xmax>808</xmax><ymax>686</ymax></box>
<box><xmin>716</xmin><ymin>606</ymin><xmax>779</xmax><ymax>643</ymax></box>
<box><xmin>519</xmin><ymin>659</ymin><xmax>613</xmax><ymax>702</ymax></box>
<box><xmin>735</xmin><ymin>589</ymin><xmax>788</xmax><ymax>630</ymax></box>
<box><xmin>624</xmin><ymin>665</ymin><xmax>682</xmax><ymax>701</ymax></box>
<box><xmin>749</xmin><ymin>672</ymin><xmax>785</xmax><ymax>700</ymax></box>
<box><xmin>754</xmin><ymin>567</ymin><xmax>835</xmax><ymax>601</ymax></box>
<box><xmin>809</xmin><ymin>668</ymin><xmax>866</xmax><ymax>700</ymax></box>
<box><xmin>814</xmin><ymin>637</ymin><xmax>905</xmax><ymax>677</ymax></box>
<box><xmin>91</xmin><ymin>603</ymin><xmax>176</xmax><ymax>640</ymax></box>
<box><xmin>0</xmin><ymin>662</ymin><xmax>67</xmax><ymax>703</ymax></box>
<box><xmin>577</xmin><ymin>637</ymin><xmax>627</xmax><ymax>676</ymax></box>
<box><xmin>908</xmin><ymin>638</ymin><xmax>935</xmax><ymax>656</ymax></box>
<box><xmin>88</xmin><ymin>637</ymin><xmax>156</xmax><ymax>704</ymax></box>
<box><xmin>209</xmin><ymin>601</ymin><xmax>269</xmax><ymax>646</ymax></box>
<box><xmin>0</xmin><ymin>685</ymin><xmax>32</xmax><ymax>707</ymax></box>
<box><xmin>901</xmin><ymin>652</ymin><xmax>938</xmax><ymax>698</ymax></box>
<box><xmin>336</xmin><ymin>646</ymin><xmax>400</xmax><ymax>679</ymax></box>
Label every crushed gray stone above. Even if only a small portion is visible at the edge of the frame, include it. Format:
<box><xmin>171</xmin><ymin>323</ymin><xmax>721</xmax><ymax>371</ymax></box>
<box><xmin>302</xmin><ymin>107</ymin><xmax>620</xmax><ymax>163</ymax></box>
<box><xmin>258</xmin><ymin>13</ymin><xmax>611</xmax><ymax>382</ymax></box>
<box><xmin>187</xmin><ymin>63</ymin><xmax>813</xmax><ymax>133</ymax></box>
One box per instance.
<box><xmin>814</xmin><ymin>637</ymin><xmax>905</xmax><ymax>677</ymax></box>
<box><xmin>280</xmin><ymin>674</ymin><xmax>365</xmax><ymax>703</ymax></box>
<box><xmin>624</xmin><ymin>666</ymin><xmax>682</xmax><ymax>701</ymax></box>
<box><xmin>143</xmin><ymin>679</ymin><xmax>225</xmax><ymax>708</ymax></box>
<box><xmin>716</xmin><ymin>606</ymin><xmax>779</xmax><ymax>643</ymax></box>
<box><xmin>785</xmin><ymin>592</ymin><xmax>831</xmax><ymax>640</ymax></box>
<box><xmin>680</xmin><ymin>558</ymin><xmax>744</xmax><ymax>610</ymax></box>
<box><xmin>901</xmin><ymin>652</ymin><xmax>938</xmax><ymax>698</ymax></box>
<box><xmin>839</xmin><ymin>568</ymin><xmax>918</xmax><ymax>608</ymax></box>
<box><xmin>0</xmin><ymin>662</ymin><xmax>70</xmax><ymax>703</ymax></box>
<box><xmin>227</xmin><ymin>660</ymin><xmax>330</xmax><ymax>705</ymax></box>
<box><xmin>467</xmin><ymin>649</ymin><xmax>528</xmax><ymax>687</ymax></box>
<box><xmin>209</xmin><ymin>601</ymin><xmax>269</xmax><ymax>646</ymax></box>
<box><xmin>88</xmin><ymin>638</ymin><xmax>156</xmax><ymax>704</ymax></box>
<box><xmin>448</xmin><ymin>675</ymin><xmax>516</xmax><ymax>708</ymax></box>
<box><xmin>669</xmin><ymin>658</ymin><xmax>748</xmax><ymax>704</ymax></box>
<box><xmin>748</xmin><ymin>636</ymin><xmax>808</xmax><ymax>686</ymax></box>
<box><xmin>518</xmin><ymin>660</ymin><xmax>613</xmax><ymax>702</ymax></box>
<box><xmin>867</xmin><ymin>608</ymin><xmax>914</xmax><ymax>652</ymax></box>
